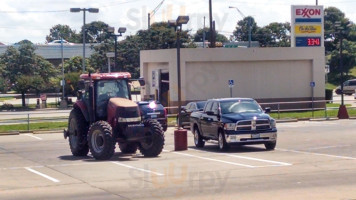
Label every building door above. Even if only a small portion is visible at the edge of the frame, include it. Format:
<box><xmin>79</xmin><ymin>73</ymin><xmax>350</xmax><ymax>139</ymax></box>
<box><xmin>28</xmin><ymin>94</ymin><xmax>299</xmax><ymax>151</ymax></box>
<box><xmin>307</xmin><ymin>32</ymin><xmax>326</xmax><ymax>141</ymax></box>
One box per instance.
<box><xmin>160</xmin><ymin>71</ymin><xmax>169</xmax><ymax>107</ymax></box>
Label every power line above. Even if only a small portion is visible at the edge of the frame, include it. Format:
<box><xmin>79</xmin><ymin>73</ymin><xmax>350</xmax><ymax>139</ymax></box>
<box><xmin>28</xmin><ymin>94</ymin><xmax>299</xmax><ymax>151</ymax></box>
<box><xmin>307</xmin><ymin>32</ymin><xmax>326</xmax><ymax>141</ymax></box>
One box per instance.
<box><xmin>0</xmin><ymin>10</ymin><xmax>67</xmax><ymax>13</ymax></box>
<box><xmin>0</xmin><ymin>0</ymin><xmax>145</xmax><ymax>14</ymax></box>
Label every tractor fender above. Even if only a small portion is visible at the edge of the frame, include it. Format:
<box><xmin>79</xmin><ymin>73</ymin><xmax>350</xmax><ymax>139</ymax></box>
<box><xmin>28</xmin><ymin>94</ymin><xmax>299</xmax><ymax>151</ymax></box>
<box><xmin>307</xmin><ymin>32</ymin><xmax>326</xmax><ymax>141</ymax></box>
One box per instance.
<box><xmin>73</xmin><ymin>101</ymin><xmax>89</xmax><ymax>123</ymax></box>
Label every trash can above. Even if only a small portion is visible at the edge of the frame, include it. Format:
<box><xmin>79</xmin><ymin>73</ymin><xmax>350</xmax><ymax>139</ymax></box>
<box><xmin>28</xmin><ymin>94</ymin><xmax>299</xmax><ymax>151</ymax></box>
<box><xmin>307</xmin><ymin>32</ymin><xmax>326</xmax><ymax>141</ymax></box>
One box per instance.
<box><xmin>174</xmin><ymin>129</ymin><xmax>187</xmax><ymax>151</ymax></box>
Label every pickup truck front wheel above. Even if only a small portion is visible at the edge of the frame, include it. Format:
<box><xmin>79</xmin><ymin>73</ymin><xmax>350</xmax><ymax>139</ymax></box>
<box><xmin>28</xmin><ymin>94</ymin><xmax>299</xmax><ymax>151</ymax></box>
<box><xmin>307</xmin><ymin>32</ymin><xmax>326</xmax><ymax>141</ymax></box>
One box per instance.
<box><xmin>264</xmin><ymin>141</ymin><xmax>276</xmax><ymax>150</ymax></box>
<box><xmin>218</xmin><ymin>131</ymin><xmax>229</xmax><ymax>151</ymax></box>
<box><xmin>193</xmin><ymin>128</ymin><xmax>205</xmax><ymax>148</ymax></box>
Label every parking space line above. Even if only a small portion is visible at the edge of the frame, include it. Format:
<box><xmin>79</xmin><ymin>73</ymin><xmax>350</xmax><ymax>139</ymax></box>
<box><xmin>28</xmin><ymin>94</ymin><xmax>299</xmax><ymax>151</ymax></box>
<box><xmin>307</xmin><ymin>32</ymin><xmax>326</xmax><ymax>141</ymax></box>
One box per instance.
<box><xmin>224</xmin><ymin>154</ymin><xmax>292</xmax><ymax>166</ymax></box>
<box><xmin>24</xmin><ymin>167</ymin><xmax>60</xmax><ymax>183</ymax></box>
<box><xmin>111</xmin><ymin>162</ymin><xmax>164</xmax><ymax>176</ymax></box>
<box><xmin>185</xmin><ymin>148</ymin><xmax>292</xmax><ymax>167</ymax></box>
<box><xmin>171</xmin><ymin>151</ymin><xmax>256</xmax><ymax>168</ymax></box>
<box><xmin>277</xmin><ymin>148</ymin><xmax>356</xmax><ymax>160</ymax></box>
<box><xmin>307</xmin><ymin>145</ymin><xmax>352</xmax><ymax>150</ymax></box>
<box><xmin>24</xmin><ymin>134</ymin><xmax>43</xmax><ymax>140</ymax></box>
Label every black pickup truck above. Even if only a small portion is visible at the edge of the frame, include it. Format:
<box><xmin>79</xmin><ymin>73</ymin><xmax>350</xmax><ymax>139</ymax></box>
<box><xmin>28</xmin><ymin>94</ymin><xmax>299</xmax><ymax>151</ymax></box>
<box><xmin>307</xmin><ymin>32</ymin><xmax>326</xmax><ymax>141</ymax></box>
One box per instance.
<box><xmin>190</xmin><ymin>98</ymin><xmax>277</xmax><ymax>151</ymax></box>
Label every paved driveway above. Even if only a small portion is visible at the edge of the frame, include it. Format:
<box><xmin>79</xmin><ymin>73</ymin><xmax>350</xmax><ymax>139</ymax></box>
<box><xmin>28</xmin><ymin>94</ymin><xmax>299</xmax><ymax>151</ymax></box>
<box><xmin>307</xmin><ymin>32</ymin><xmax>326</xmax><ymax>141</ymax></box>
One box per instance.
<box><xmin>0</xmin><ymin>120</ymin><xmax>355</xmax><ymax>200</ymax></box>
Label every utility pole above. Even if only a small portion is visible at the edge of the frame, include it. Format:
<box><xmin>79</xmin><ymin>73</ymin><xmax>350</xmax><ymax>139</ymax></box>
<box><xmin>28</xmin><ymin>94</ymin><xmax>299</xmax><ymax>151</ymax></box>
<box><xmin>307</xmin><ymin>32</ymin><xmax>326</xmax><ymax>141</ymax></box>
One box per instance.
<box><xmin>209</xmin><ymin>0</ymin><xmax>215</xmax><ymax>48</ymax></box>
<box><xmin>148</xmin><ymin>0</ymin><xmax>165</xmax><ymax>29</ymax></box>
<box><xmin>203</xmin><ymin>16</ymin><xmax>206</xmax><ymax>48</ymax></box>
<box><xmin>148</xmin><ymin>13</ymin><xmax>151</xmax><ymax>29</ymax></box>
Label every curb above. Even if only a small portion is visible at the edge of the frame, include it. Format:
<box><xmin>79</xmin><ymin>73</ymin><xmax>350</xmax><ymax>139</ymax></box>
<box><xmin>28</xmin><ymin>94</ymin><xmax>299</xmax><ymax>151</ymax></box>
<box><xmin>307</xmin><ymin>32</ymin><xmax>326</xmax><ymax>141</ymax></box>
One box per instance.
<box><xmin>33</xmin><ymin>130</ymin><xmax>63</xmax><ymax>134</ymax></box>
<box><xmin>0</xmin><ymin>131</ymin><xmax>20</xmax><ymax>136</ymax></box>
<box><xmin>309</xmin><ymin>117</ymin><xmax>339</xmax><ymax>121</ymax></box>
<box><xmin>276</xmin><ymin>119</ymin><xmax>298</xmax><ymax>123</ymax></box>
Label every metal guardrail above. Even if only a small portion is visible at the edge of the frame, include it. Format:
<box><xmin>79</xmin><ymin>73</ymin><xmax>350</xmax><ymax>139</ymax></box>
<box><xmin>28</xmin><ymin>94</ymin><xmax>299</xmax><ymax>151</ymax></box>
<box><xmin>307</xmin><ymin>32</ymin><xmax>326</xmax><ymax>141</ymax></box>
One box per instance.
<box><xmin>0</xmin><ymin>111</ymin><xmax>70</xmax><ymax>132</ymax></box>
<box><xmin>0</xmin><ymin>99</ymin><xmax>355</xmax><ymax>131</ymax></box>
<box><xmin>163</xmin><ymin>99</ymin><xmax>356</xmax><ymax>119</ymax></box>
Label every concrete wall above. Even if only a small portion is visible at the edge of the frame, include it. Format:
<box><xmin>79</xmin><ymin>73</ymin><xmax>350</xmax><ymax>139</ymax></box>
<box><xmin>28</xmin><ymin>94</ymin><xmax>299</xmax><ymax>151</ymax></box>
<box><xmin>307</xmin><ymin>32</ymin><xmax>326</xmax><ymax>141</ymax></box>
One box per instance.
<box><xmin>140</xmin><ymin>47</ymin><xmax>325</xmax><ymax>107</ymax></box>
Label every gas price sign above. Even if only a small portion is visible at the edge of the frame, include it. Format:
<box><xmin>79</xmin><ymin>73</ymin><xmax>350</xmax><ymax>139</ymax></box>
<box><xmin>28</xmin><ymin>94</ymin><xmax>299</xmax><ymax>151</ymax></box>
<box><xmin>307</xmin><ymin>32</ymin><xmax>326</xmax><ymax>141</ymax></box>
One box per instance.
<box><xmin>296</xmin><ymin>37</ymin><xmax>321</xmax><ymax>47</ymax></box>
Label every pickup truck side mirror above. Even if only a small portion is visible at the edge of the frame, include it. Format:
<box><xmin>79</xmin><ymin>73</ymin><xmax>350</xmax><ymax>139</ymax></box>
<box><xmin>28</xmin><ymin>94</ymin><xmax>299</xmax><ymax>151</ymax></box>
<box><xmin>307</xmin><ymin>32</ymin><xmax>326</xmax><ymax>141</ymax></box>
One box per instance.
<box><xmin>265</xmin><ymin>107</ymin><xmax>271</xmax><ymax>113</ymax></box>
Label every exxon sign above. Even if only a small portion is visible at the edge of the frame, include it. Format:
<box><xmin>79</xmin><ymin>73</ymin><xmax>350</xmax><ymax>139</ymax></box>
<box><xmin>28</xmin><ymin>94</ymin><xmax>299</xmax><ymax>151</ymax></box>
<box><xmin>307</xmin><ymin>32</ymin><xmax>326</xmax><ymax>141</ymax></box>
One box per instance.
<box><xmin>292</xmin><ymin>5</ymin><xmax>323</xmax><ymax>20</ymax></box>
<box><xmin>296</xmin><ymin>8</ymin><xmax>321</xmax><ymax>18</ymax></box>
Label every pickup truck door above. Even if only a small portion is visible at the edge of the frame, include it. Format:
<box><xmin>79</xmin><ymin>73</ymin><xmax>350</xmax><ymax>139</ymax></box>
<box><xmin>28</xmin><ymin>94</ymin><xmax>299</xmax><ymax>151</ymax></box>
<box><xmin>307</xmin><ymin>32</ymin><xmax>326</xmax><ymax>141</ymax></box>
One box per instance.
<box><xmin>200</xmin><ymin>101</ymin><xmax>213</xmax><ymax>138</ymax></box>
<box><xmin>208</xmin><ymin>102</ymin><xmax>220</xmax><ymax>139</ymax></box>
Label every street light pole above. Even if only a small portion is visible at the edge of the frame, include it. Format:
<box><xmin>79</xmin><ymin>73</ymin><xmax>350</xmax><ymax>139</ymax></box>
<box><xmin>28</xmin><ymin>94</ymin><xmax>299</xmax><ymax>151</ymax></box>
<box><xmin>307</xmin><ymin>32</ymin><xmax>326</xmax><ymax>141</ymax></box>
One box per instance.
<box><xmin>176</xmin><ymin>25</ymin><xmax>182</xmax><ymax>128</ymax></box>
<box><xmin>335</xmin><ymin>21</ymin><xmax>349</xmax><ymax>119</ymax></box>
<box><xmin>61</xmin><ymin>37</ymin><xmax>65</xmax><ymax>101</ymax></box>
<box><xmin>108</xmin><ymin>27</ymin><xmax>126</xmax><ymax>72</ymax></box>
<box><xmin>169</xmin><ymin>16</ymin><xmax>190</xmax><ymax>151</ymax></box>
<box><xmin>340</xmin><ymin>35</ymin><xmax>344</xmax><ymax>106</ymax></box>
<box><xmin>169</xmin><ymin>16</ymin><xmax>189</xmax><ymax>129</ymax></box>
<box><xmin>82</xmin><ymin>10</ymin><xmax>86</xmax><ymax>73</ymax></box>
<box><xmin>70</xmin><ymin>8</ymin><xmax>99</xmax><ymax>72</ymax></box>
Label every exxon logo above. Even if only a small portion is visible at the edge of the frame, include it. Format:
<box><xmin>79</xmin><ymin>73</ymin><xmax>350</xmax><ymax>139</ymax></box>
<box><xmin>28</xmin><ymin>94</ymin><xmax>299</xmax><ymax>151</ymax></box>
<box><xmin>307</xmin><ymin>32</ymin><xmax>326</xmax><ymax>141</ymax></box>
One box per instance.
<box><xmin>296</xmin><ymin>8</ymin><xmax>321</xmax><ymax>18</ymax></box>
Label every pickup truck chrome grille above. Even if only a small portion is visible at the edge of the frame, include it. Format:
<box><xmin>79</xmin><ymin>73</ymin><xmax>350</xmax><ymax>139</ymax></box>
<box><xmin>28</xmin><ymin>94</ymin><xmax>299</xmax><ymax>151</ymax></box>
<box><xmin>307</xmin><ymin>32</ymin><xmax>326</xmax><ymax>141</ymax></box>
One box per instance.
<box><xmin>235</xmin><ymin>119</ymin><xmax>270</xmax><ymax>131</ymax></box>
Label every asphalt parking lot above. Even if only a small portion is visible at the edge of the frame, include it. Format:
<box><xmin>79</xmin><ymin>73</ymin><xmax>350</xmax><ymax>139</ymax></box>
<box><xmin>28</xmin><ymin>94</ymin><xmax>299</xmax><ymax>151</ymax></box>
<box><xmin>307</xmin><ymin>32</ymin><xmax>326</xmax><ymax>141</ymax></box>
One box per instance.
<box><xmin>0</xmin><ymin>120</ymin><xmax>356</xmax><ymax>200</ymax></box>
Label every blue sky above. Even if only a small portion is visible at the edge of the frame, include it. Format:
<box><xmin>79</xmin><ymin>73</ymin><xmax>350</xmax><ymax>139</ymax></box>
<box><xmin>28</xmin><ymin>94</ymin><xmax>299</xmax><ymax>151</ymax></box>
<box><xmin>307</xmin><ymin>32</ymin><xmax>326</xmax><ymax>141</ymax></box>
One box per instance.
<box><xmin>0</xmin><ymin>0</ymin><xmax>355</xmax><ymax>44</ymax></box>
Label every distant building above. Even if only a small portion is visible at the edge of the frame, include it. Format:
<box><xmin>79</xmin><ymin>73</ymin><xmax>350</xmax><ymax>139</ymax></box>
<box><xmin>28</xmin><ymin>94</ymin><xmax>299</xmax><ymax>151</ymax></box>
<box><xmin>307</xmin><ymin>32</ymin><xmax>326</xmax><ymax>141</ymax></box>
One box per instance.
<box><xmin>223</xmin><ymin>41</ymin><xmax>260</xmax><ymax>48</ymax></box>
<box><xmin>0</xmin><ymin>44</ymin><xmax>96</xmax><ymax>66</ymax></box>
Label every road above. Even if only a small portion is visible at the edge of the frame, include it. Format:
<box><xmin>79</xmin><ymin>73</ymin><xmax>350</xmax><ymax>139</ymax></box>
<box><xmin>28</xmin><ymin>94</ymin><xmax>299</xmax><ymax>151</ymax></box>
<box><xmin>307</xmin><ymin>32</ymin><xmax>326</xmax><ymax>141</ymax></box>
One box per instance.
<box><xmin>332</xmin><ymin>92</ymin><xmax>356</xmax><ymax>106</ymax></box>
<box><xmin>0</xmin><ymin>120</ymin><xmax>355</xmax><ymax>200</ymax></box>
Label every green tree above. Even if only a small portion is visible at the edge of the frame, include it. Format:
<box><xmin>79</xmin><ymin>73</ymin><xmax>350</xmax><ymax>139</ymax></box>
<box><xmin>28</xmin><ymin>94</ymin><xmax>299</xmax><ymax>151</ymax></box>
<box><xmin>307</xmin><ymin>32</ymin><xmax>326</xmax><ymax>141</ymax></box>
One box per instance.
<box><xmin>46</xmin><ymin>24</ymin><xmax>79</xmax><ymax>43</ymax></box>
<box><xmin>89</xmin><ymin>22</ymin><xmax>191</xmax><ymax>78</ymax></box>
<box><xmin>255</xmin><ymin>22</ymin><xmax>290</xmax><ymax>47</ymax></box>
<box><xmin>89</xmin><ymin>42</ymin><xmax>113</xmax><ymax>73</ymax></box>
<box><xmin>63</xmin><ymin>56</ymin><xmax>95</xmax><ymax>73</ymax></box>
<box><xmin>79</xmin><ymin>21</ymin><xmax>111</xmax><ymax>43</ymax></box>
<box><xmin>65</xmin><ymin>72</ymin><xmax>81</xmax><ymax>96</ymax></box>
<box><xmin>1</xmin><ymin>41</ymin><xmax>57</xmax><ymax>106</ymax></box>
<box><xmin>324</xmin><ymin>7</ymin><xmax>355</xmax><ymax>85</ymax></box>
<box><xmin>193</xmin><ymin>28</ymin><xmax>228</xmax><ymax>43</ymax></box>
<box><xmin>328</xmin><ymin>40</ymin><xmax>356</xmax><ymax>82</ymax></box>
<box><xmin>232</xmin><ymin>16</ymin><xmax>258</xmax><ymax>42</ymax></box>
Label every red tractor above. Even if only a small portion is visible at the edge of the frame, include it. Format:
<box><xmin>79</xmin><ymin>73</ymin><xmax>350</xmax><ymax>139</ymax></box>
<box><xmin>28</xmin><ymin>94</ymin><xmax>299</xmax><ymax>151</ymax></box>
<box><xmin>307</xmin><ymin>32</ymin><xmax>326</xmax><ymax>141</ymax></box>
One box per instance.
<box><xmin>63</xmin><ymin>72</ymin><xmax>164</xmax><ymax>160</ymax></box>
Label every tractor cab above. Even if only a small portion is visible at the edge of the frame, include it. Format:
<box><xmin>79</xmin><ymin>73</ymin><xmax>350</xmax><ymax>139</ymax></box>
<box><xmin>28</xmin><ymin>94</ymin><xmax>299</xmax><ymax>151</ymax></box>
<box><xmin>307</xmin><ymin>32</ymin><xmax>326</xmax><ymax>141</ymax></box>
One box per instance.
<box><xmin>78</xmin><ymin>73</ymin><xmax>133</xmax><ymax>121</ymax></box>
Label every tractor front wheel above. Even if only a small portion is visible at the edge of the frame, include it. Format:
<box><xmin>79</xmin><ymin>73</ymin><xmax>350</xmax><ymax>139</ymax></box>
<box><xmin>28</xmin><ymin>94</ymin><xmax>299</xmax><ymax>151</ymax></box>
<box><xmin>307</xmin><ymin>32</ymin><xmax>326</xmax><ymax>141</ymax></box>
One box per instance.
<box><xmin>139</xmin><ymin>120</ymin><xmax>165</xmax><ymax>157</ymax></box>
<box><xmin>119</xmin><ymin>142</ymin><xmax>138</xmax><ymax>154</ymax></box>
<box><xmin>88</xmin><ymin>121</ymin><xmax>115</xmax><ymax>160</ymax></box>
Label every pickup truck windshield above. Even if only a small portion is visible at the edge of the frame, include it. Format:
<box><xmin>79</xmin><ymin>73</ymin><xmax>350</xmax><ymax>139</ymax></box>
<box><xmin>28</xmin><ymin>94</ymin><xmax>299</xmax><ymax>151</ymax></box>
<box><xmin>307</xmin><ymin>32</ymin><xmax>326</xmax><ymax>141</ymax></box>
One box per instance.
<box><xmin>220</xmin><ymin>100</ymin><xmax>263</xmax><ymax>114</ymax></box>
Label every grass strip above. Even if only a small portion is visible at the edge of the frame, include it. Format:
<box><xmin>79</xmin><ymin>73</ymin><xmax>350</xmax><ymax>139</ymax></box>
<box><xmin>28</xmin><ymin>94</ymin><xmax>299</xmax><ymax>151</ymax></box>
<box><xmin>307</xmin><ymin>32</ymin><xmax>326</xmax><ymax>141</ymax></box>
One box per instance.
<box><xmin>0</xmin><ymin>122</ymin><xmax>67</xmax><ymax>132</ymax></box>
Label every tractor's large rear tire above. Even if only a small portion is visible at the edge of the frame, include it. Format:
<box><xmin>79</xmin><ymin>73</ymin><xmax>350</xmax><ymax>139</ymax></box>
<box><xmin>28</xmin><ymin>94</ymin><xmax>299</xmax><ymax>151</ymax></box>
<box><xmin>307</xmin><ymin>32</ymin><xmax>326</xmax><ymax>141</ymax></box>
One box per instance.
<box><xmin>88</xmin><ymin>121</ymin><xmax>115</xmax><ymax>160</ymax></box>
<box><xmin>139</xmin><ymin>120</ymin><xmax>165</xmax><ymax>157</ymax></box>
<box><xmin>68</xmin><ymin>108</ymin><xmax>89</xmax><ymax>156</ymax></box>
<box><xmin>119</xmin><ymin>142</ymin><xmax>138</xmax><ymax>154</ymax></box>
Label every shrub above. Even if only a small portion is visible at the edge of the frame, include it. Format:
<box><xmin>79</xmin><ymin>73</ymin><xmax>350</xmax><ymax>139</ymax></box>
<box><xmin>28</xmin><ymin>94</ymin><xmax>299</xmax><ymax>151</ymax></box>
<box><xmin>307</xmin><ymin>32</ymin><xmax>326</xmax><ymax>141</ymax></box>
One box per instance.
<box><xmin>1</xmin><ymin>103</ymin><xmax>14</xmax><ymax>110</ymax></box>
<box><xmin>325</xmin><ymin>89</ymin><xmax>333</xmax><ymax>100</ymax></box>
